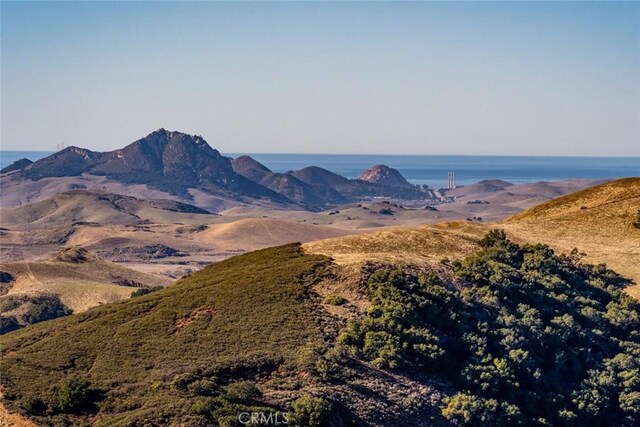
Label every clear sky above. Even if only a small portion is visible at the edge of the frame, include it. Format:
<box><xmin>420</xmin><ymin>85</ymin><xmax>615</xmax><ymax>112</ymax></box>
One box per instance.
<box><xmin>2</xmin><ymin>1</ymin><xmax>639</xmax><ymax>155</ymax></box>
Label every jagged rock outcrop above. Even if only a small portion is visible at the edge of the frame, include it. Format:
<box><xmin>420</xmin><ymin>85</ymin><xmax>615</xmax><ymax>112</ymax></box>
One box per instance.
<box><xmin>358</xmin><ymin>164</ymin><xmax>413</xmax><ymax>188</ymax></box>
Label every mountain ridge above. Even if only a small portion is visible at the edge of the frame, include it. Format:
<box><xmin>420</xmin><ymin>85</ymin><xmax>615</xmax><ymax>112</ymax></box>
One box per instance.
<box><xmin>4</xmin><ymin>129</ymin><xmax>428</xmax><ymax>212</ymax></box>
<box><xmin>9</xmin><ymin>129</ymin><xmax>294</xmax><ymax>209</ymax></box>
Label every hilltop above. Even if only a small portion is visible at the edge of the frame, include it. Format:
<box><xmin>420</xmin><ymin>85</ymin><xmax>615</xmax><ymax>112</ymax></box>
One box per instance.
<box><xmin>292</xmin><ymin>165</ymin><xmax>426</xmax><ymax>200</ymax></box>
<box><xmin>195</xmin><ymin>218</ymin><xmax>351</xmax><ymax>251</ymax></box>
<box><xmin>0</xmin><ymin>158</ymin><xmax>33</xmax><ymax>174</ymax></box>
<box><xmin>232</xmin><ymin>157</ymin><xmax>347</xmax><ymax>210</ymax></box>
<box><xmin>503</xmin><ymin>177</ymin><xmax>640</xmax><ymax>295</ymax></box>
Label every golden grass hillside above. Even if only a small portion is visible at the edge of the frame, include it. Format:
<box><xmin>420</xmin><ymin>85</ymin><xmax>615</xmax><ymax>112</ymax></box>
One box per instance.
<box><xmin>0</xmin><ymin>190</ymin><xmax>215</xmax><ymax>231</ymax></box>
<box><xmin>504</xmin><ymin>177</ymin><xmax>640</xmax><ymax>296</ymax></box>
<box><xmin>304</xmin><ymin>221</ymin><xmax>487</xmax><ymax>267</ymax></box>
<box><xmin>1</xmin><ymin>247</ymin><xmax>171</xmax><ymax>312</ymax></box>
<box><xmin>304</xmin><ymin>178</ymin><xmax>639</xmax><ymax>301</ymax></box>
<box><xmin>196</xmin><ymin>218</ymin><xmax>351</xmax><ymax>251</ymax></box>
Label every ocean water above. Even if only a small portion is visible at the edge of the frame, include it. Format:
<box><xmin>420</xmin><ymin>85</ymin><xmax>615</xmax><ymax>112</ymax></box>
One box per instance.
<box><xmin>2</xmin><ymin>150</ymin><xmax>638</xmax><ymax>189</ymax></box>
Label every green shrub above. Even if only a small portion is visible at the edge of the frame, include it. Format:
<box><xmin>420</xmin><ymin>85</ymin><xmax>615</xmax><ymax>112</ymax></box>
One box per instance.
<box><xmin>23</xmin><ymin>294</ymin><xmax>72</xmax><ymax>325</ymax></box>
<box><xmin>342</xmin><ymin>231</ymin><xmax>639</xmax><ymax>426</ymax></box>
<box><xmin>20</xmin><ymin>395</ymin><xmax>46</xmax><ymax>415</ymax></box>
<box><xmin>188</xmin><ymin>378</ymin><xmax>219</xmax><ymax>396</ymax></box>
<box><xmin>289</xmin><ymin>395</ymin><xmax>332</xmax><ymax>427</ymax></box>
<box><xmin>633</xmin><ymin>210</ymin><xmax>640</xmax><ymax>229</ymax></box>
<box><xmin>224</xmin><ymin>380</ymin><xmax>261</xmax><ymax>403</ymax></box>
<box><xmin>191</xmin><ymin>396</ymin><xmax>219</xmax><ymax>416</ymax></box>
<box><xmin>172</xmin><ymin>372</ymin><xmax>200</xmax><ymax>391</ymax></box>
<box><xmin>57</xmin><ymin>378</ymin><xmax>92</xmax><ymax>413</ymax></box>
<box><xmin>478</xmin><ymin>229</ymin><xmax>508</xmax><ymax>248</ymax></box>
<box><xmin>323</xmin><ymin>295</ymin><xmax>346</xmax><ymax>306</ymax></box>
<box><xmin>131</xmin><ymin>286</ymin><xmax>164</xmax><ymax>297</ymax></box>
<box><xmin>0</xmin><ymin>315</ymin><xmax>21</xmax><ymax>335</ymax></box>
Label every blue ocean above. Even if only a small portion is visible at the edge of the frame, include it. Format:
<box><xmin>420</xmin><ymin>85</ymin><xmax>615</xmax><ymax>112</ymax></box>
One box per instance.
<box><xmin>1</xmin><ymin>151</ymin><xmax>638</xmax><ymax>189</ymax></box>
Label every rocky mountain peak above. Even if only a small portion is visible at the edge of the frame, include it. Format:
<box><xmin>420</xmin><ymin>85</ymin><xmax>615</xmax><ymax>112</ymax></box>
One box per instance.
<box><xmin>357</xmin><ymin>165</ymin><xmax>413</xmax><ymax>188</ymax></box>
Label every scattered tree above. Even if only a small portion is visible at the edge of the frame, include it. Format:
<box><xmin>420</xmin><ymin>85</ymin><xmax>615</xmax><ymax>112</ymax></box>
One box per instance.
<box><xmin>289</xmin><ymin>395</ymin><xmax>332</xmax><ymax>427</ymax></box>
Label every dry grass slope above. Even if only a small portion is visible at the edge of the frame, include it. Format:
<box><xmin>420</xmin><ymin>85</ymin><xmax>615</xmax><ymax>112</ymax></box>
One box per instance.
<box><xmin>196</xmin><ymin>218</ymin><xmax>351</xmax><ymax>251</ymax></box>
<box><xmin>504</xmin><ymin>177</ymin><xmax>640</xmax><ymax>297</ymax></box>
<box><xmin>304</xmin><ymin>221</ymin><xmax>487</xmax><ymax>267</ymax></box>
<box><xmin>1</xmin><ymin>248</ymin><xmax>171</xmax><ymax>312</ymax></box>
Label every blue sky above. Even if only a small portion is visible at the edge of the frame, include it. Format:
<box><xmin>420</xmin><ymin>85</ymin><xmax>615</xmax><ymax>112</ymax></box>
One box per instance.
<box><xmin>2</xmin><ymin>1</ymin><xmax>639</xmax><ymax>155</ymax></box>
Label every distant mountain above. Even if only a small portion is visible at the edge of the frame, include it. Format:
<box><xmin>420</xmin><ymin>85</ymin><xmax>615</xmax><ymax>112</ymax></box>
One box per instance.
<box><xmin>358</xmin><ymin>164</ymin><xmax>413</xmax><ymax>188</ymax></box>
<box><xmin>232</xmin><ymin>158</ymin><xmax>347</xmax><ymax>210</ymax></box>
<box><xmin>292</xmin><ymin>165</ymin><xmax>425</xmax><ymax>200</ymax></box>
<box><xmin>446</xmin><ymin>179</ymin><xmax>513</xmax><ymax>197</ymax></box>
<box><xmin>3</xmin><ymin>129</ymin><xmax>430</xmax><ymax>211</ymax></box>
<box><xmin>230</xmin><ymin>155</ymin><xmax>273</xmax><ymax>182</ymax></box>
<box><xmin>6</xmin><ymin>129</ymin><xmax>294</xmax><ymax>210</ymax></box>
<box><xmin>291</xmin><ymin>166</ymin><xmax>351</xmax><ymax>187</ymax></box>
<box><xmin>0</xmin><ymin>158</ymin><xmax>32</xmax><ymax>174</ymax></box>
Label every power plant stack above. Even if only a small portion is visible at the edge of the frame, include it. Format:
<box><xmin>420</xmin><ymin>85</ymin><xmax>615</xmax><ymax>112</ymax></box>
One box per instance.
<box><xmin>447</xmin><ymin>172</ymin><xmax>456</xmax><ymax>189</ymax></box>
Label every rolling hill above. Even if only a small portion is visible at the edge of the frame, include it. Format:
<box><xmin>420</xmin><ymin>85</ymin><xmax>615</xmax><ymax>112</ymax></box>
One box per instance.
<box><xmin>303</xmin><ymin>221</ymin><xmax>486</xmax><ymax>267</ymax></box>
<box><xmin>0</xmin><ymin>245</ymin><xmax>378</xmax><ymax>426</ymax></box>
<box><xmin>503</xmin><ymin>177</ymin><xmax>640</xmax><ymax>296</ymax></box>
<box><xmin>194</xmin><ymin>218</ymin><xmax>352</xmax><ymax>251</ymax></box>
<box><xmin>0</xmin><ymin>190</ymin><xmax>214</xmax><ymax>231</ymax></box>
<box><xmin>0</xmin><ymin>247</ymin><xmax>171</xmax><ymax>313</ymax></box>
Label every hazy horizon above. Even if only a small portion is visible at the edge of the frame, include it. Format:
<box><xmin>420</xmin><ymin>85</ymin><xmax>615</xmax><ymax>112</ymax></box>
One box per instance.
<box><xmin>2</xmin><ymin>2</ymin><xmax>639</xmax><ymax>156</ymax></box>
<box><xmin>2</xmin><ymin>147</ymin><xmax>640</xmax><ymax>159</ymax></box>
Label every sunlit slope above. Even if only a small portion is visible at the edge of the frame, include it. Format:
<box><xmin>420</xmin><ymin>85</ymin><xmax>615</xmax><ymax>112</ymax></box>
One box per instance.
<box><xmin>195</xmin><ymin>218</ymin><xmax>351</xmax><ymax>250</ymax></box>
<box><xmin>504</xmin><ymin>177</ymin><xmax>640</xmax><ymax>295</ymax></box>
<box><xmin>1</xmin><ymin>247</ymin><xmax>171</xmax><ymax>312</ymax></box>
<box><xmin>304</xmin><ymin>221</ymin><xmax>487</xmax><ymax>266</ymax></box>
<box><xmin>0</xmin><ymin>190</ymin><xmax>214</xmax><ymax>231</ymax></box>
